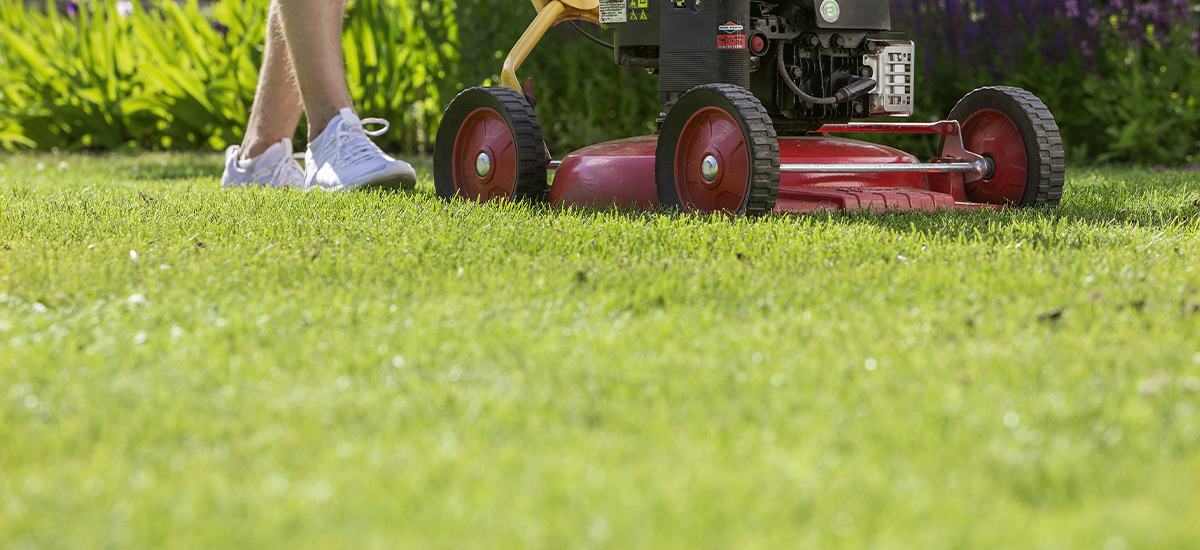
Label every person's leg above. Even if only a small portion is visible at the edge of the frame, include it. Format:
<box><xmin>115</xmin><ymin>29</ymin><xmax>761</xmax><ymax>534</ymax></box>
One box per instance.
<box><xmin>238</xmin><ymin>0</ymin><xmax>304</xmax><ymax>160</ymax></box>
<box><xmin>268</xmin><ymin>0</ymin><xmax>415</xmax><ymax>191</ymax></box>
<box><xmin>276</xmin><ymin>0</ymin><xmax>354</xmax><ymax>142</ymax></box>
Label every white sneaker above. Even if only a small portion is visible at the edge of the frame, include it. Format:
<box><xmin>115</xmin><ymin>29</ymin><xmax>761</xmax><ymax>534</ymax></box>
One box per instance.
<box><xmin>221</xmin><ymin>138</ymin><xmax>308</xmax><ymax>189</ymax></box>
<box><xmin>304</xmin><ymin>108</ymin><xmax>417</xmax><ymax>192</ymax></box>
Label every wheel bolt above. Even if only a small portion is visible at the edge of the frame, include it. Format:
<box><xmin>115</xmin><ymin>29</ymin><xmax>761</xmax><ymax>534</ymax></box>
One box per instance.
<box><xmin>701</xmin><ymin>154</ymin><xmax>720</xmax><ymax>182</ymax></box>
<box><xmin>475</xmin><ymin>152</ymin><xmax>491</xmax><ymax>178</ymax></box>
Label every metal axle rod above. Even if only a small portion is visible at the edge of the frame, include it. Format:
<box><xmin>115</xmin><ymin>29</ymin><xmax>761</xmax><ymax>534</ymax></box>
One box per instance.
<box><xmin>780</xmin><ymin>160</ymin><xmax>987</xmax><ymax>174</ymax></box>
<box><xmin>816</xmin><ymin>121</ymin><xmax>961</xmax><ymax>136</ymax></box>
<box><xmin>550</xmin><ymin>160</ymin><xmax>991</xmax><ymax>176</ymax></box>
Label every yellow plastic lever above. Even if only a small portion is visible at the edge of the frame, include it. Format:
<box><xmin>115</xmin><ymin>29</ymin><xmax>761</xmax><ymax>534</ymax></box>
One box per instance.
<box><xmin>501</xmin><ymin>0</ymin><xmax>601</xmax><ymax>92</ymax></box>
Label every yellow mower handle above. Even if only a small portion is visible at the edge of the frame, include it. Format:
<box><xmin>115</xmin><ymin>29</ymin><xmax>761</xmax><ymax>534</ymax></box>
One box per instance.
<box><xmin>501</xmin><ymin>0</ymin><xmax>601</xmax><ymax>92</ymax></box>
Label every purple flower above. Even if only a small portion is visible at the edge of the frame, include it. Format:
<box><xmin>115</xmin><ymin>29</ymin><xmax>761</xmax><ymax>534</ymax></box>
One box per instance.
<box><xmin>893</xmin><ymin>0</ymin><xmax>1198</xmax><ymax>78</ymax></box>
<box><xmin>66</xmin><ymin>1</ymin><xmax>77</xmax><ymax>17</ymax></box>
<box><xmin>211</xmin><ymin>21</ymin><xmax>229</xmax><ymax>39</ymax></box>
<box><xmin>116</xmin><ymin>0</ymin><xmax>134</xmax><ymax>18</ymax></box>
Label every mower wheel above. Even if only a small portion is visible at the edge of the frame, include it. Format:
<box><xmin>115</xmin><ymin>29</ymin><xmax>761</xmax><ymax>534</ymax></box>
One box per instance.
<box><xmin>656</xmin><ymin>84</ymin><xmax>780</xmax><ymax>216</ymax></box>
<box><xmin>434</xmin><ymin>87</ymin><xmax>547</xmax><ymax>202</ymax></box>
<box><xmin>943</xmin><ymin>86</ymin><xmax>1065</xmax><ymax>207</ymax></box>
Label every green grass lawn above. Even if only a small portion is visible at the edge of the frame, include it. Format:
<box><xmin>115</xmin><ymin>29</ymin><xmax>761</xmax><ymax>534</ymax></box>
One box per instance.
<box><xmin>1</xmin><ymin>153</ymin><xmax>1199</xmax><ymax>548</ymax></box>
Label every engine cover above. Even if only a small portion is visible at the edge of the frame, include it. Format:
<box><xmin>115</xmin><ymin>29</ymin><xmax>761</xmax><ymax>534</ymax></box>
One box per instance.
<box><xmin>602</xmin><ymin>0</ymin><xmax>906</xmax><ymax>131</ymax></box>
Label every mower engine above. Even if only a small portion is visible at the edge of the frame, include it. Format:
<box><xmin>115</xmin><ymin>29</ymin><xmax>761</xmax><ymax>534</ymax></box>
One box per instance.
<box><xmin>607</xmin><ymin>0</ymin><xmax>914</xmax><ymax>133</ymax></box>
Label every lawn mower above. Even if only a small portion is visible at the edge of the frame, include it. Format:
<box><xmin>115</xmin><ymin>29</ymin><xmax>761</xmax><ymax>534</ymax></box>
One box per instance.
<box><xmin>433</xmin><ymin>0</ymin><xmax>1066</xmax><ymax>215</ymax></box>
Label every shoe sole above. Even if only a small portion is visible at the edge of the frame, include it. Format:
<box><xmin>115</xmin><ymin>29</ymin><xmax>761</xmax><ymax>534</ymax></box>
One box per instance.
<box><xmin>352</xmin><ymin>172</ymin><xmax>417</xmax><ymax>192</ymax></box>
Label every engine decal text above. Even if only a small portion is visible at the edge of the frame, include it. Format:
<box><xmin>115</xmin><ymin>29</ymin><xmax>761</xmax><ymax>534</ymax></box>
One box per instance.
<box><xmin>717</xmin><ymin>21</ymin><xmax>746</xmax><ymax>50</ymax></box>
<box><xmin>599</xmin><ymin>0</ymin><xmax>626</xmax><ymax>23</ymax></box>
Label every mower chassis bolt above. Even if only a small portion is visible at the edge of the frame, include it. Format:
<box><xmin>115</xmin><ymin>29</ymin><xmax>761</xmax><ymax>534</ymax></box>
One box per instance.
<box><xmin>701</xmin><ymin>154</ymin><xmax>720</xmax><ymax>183</ymax></box>
<box><xmin>475</xmin><ymin>151</ymin><xmax>492</xmax><ymax>178</ymax></box>
<box><xmin>980</xmin><ymin>156</ymin><xmax>996</xmax><ymax>180</ymax></box>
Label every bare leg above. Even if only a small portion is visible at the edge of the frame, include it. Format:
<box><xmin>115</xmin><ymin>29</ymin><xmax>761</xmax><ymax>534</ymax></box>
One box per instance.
<box><xmin>277</xmin><ymin>0</ymin><xmax>354</xmax><ymax>143</ymax></box>
<box><xmin>238</xmin><ymin>0</ymin><xmax>304</xmax><ymax>160</ymax></box>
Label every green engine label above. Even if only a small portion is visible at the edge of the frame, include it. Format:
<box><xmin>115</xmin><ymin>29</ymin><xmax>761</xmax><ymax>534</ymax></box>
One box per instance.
<box><xmin>820</xmin><ymin>0</ymin><xmax>840</xmax><ymax>23</ymax></box>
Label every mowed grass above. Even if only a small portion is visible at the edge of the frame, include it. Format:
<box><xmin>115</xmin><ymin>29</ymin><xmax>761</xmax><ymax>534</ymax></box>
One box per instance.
<box><xmin>1</xmin><ymin>152</ymin><xmax>1199</xmax><ymax>549</ymax></box>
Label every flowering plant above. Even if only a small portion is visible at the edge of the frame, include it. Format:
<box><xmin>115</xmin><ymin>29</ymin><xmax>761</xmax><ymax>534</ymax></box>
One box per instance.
<box><xmin>893</xmin><ymin>0</ymin><xmax>1199</xmax><ymax>77</ymax></box>
<box><xmin>887</xmin><ymin>0</ymin><xmax>1200</xmax><ymax>163</ymax></box>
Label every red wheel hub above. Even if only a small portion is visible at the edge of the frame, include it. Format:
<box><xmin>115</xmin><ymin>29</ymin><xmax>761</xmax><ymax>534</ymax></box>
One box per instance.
<box><xmin>961</xmin><ymin>109</ymin><xmax>1027</xmax><ymax>205</ymax></box>
<box><xmin>674</xmin><ymin>107</ymin><xmax>750</xmax><ymax>213</ymax></box>
<box><xmin>452</xmin><ymin>107</ymin><xmax>517</xmax><ymax>201</ymax></box>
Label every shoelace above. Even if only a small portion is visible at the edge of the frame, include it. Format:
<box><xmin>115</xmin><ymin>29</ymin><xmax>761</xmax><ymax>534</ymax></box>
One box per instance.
<box><xmin>329</xmin><ymin>116</ymin><xmax>391</xmax><ymax>167</ymax></box>
<box><xmin>266</xmin><ymin>154</ymin><xmax>304</xmax><ymax>187</ymax></box>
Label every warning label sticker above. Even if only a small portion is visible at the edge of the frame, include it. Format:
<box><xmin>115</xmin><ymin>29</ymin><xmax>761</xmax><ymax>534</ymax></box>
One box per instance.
<box><xmin>717</xmin><ymin>21</ymin><xmax>746</xmax><ymax>49</ymax></box>
<box><xmin>599</xmin><ymin>0</ymin><xmax>626</xmax><ymax>23</ymax></box>
<box><xmin>627</xmin><ymin>0</ymin><xmax>648</xmax><ymax>21</ymax></box>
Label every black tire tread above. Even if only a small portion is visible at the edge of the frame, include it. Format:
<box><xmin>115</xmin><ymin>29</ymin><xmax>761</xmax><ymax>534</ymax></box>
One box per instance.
<box><xmin>658</xmin><ymin>84</ymin><xmax>781</xmax><ymax>216</ymax></box>
<box><xmin>433</xmin><ymin>86</ymin><xmax>548</xmax><ymax>202</ymax></box>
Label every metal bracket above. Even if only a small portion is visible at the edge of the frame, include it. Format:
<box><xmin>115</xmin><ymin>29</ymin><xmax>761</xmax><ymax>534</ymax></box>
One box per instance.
<box><xmin>932</xmin><ymin>121</ymin><xmax>993</xmax><ymax>183</ymax></box>
<box><xmin>815</xmin><ymin>121</ymin><xmax>992</xmax><ymax>182</ymax></box>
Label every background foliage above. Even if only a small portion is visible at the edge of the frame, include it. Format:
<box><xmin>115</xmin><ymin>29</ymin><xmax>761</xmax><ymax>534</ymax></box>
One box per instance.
<box><xmin>0</xmin><ymin>0</ymin><xmax>455</xmax><ymax>153</ymax></box>
<box><xmin>1</xmin><ymin>0</ymin><xmax>1198</xmax><ymax>164</ymax></box>
<box><xmin>0</xmin><ymin>0</ymin><xmax>266</xmax><ymax>151</ymax></box>
<box><xmin>892</xmin><ymin>0</ymin><xmax>1200</xmax><ymax>163</ymax></box>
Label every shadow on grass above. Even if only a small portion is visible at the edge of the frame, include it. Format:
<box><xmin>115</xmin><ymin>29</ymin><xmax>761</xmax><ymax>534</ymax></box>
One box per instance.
<box><xmin>807</xmin><ymin>202</ymin><xmax>1199</xmax><ymax>238</ymax></box>
<box><xmin>116</xmin><ymin>152</ymin><xmax>224</xmax><ymax>181</ymax></box>
<box><xmin>73</xmin><ymin>153</ymin><xmax>1200</xmax><ymax>238</ymax></box>
<box><xmin>116</xmin><ymin>153</ymin><xmax>435</xmax><ymax>183</ymax></box>
<box><xmin>523</xmin><ymin>170</ymin><xmax>1200</xmax><ymax>240</ymax></box>
<box><xmin>0</xmin><ymin>151</ymin><xmax>226</xmax><ymax>182</ymax></box>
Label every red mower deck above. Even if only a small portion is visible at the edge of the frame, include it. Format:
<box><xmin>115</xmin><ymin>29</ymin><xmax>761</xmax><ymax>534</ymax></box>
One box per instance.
<box><xmin>549</xmin><ymin>122</ymin><xmax>1003</xmax><ymax>213</ymax></box>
